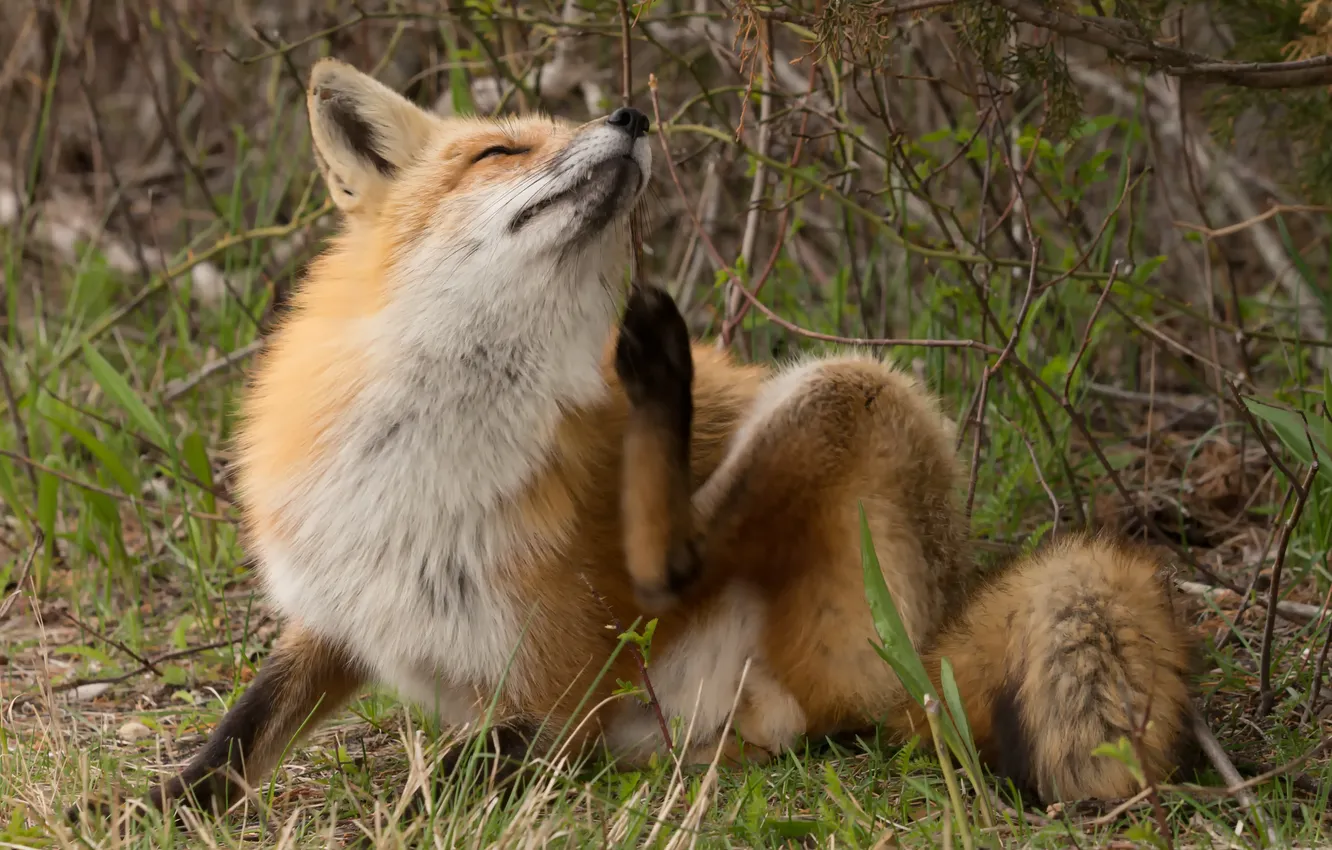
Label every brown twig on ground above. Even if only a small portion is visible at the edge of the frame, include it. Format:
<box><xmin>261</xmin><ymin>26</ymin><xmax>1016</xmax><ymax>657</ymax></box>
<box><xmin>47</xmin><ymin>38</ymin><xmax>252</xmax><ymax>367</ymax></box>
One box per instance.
<box><xmin>1258</xmin><ymin>462</ymin><xmax>1319</xmax><ymax>717</ymax></box>
<box><xmin>1225</xmin><ymin>735</ymin><xmax>1332</xmax><ymax>796</ymax></box>
<box><xmin>44</xmin><ymin>633</ymin><xmax>261</xmax><ymax>695</ymax></box>
<box><xmin>1177</xmin><ymin>580</ymin><xmax>1329</xmax><ymax>628</ymax></box>
<box><xmin>62</xmin><ymin>610</ymin><xmax>162</xmax><ymax>676</ymax></box>
<box><xmin>1190</xmin><ymin>706</ymin><xmax>1274</xmax><ymax>842</ymax></box>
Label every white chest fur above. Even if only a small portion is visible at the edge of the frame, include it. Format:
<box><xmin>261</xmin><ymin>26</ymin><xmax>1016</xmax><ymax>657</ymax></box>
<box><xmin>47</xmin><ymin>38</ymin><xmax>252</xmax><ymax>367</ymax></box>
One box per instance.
<box><xmin>254</xmin><ymin>262</ymin><xmax>616</xmax><ymax>719</ymax></box>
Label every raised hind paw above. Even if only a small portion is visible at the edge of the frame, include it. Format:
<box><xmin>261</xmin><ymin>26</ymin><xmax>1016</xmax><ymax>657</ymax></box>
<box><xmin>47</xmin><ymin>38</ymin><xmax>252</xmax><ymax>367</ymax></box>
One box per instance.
<box><xmin>615</xmin><ymin>285</ymin><xmax>703</xmax><ymax>610</ymax></box>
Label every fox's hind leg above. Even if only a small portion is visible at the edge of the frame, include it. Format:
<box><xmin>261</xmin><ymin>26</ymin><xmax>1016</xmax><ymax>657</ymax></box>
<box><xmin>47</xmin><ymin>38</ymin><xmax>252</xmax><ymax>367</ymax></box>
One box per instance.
<box><xmin>145</xmin><ymin>624</ymin><xmax>364</xmax><ymax>815</ymax></box>
<box><xmin>614</xmin><ymin>284</ymin><xmax>704</xmax><ymax>610</ymax></box>
<box><xmin>616</xmin><ymin>300</ymin><xmax>970</xmax><ymax>744</ymax></box>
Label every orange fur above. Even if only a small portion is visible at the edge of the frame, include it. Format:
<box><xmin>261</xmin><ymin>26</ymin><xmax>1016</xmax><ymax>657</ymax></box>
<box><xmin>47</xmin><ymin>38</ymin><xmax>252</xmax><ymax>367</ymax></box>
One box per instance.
<box><xmin>887</xmin><ymin>533</ymin><xmax>1199</xmax><ymax>802</ymax></box>
<box><xmin>132</xmin><ymin>58</ymin><xmax>1200</xmax><ymax>820</ymax></box>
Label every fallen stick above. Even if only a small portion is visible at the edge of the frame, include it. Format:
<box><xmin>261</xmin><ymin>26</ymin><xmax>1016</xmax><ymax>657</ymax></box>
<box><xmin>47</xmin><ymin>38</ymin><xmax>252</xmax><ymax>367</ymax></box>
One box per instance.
<box><xmin>1177</xmin><ymin>580</ymin><xmax>1328</xmax><ymax>625</ymax></box>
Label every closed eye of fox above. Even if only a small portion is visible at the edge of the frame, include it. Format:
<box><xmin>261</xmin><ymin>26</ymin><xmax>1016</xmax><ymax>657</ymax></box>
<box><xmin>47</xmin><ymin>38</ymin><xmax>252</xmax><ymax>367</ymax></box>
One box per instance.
<box><xmin>82</xmin><ymin>56</ymin><xmax>1202</xmax><ymax>822</ymax></box>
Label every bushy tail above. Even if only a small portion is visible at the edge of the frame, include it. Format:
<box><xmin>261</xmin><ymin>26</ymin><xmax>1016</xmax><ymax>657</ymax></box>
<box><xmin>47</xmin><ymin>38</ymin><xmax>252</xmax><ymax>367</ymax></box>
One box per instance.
<box><xmin>888</xmin><ymin>532</ymin><xmax>1199</xmax><ymax>804</ymax></box>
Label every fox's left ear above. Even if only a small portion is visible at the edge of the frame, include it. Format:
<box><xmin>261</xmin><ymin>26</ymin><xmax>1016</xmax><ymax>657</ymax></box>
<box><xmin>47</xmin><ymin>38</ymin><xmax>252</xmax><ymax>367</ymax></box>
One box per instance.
<box><xmin>306</xmin><ymin>58</ymin><xmax>436</xmax><ymax>217</ymax></box>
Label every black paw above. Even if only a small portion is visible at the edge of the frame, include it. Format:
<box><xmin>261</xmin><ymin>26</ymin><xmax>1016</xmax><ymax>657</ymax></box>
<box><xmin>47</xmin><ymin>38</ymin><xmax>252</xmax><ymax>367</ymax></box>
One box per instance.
<box><xmin>146</xmin><ymin>770</ymin><xmax>232</xmax><ymax>820</ymax></box>
<box><xmin>615</xmin><ymin>285</ymin><xmax>693</xmax><ymax>411</ymax></box>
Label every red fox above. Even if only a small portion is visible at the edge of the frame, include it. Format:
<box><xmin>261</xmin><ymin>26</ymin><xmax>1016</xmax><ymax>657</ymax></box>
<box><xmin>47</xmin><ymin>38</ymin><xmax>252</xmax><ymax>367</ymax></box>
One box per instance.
<box><xmin>125</xmin><ymin>57</ymin><xmax>1198</xmax><ymax>817</ymax></box>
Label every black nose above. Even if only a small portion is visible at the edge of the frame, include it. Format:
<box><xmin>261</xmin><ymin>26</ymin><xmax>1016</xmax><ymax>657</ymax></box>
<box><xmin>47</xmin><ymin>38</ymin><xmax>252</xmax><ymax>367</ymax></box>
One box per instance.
<box><xmin>607</xmin><ymin>107</ymin><xmax>650</xmax><ymax>140</ymax></box>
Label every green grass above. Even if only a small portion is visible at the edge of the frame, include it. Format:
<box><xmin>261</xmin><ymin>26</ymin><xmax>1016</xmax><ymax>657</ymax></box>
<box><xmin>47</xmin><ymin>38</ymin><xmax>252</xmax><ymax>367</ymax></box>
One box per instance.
<box><xmin>4</xmin><ymin>2</ymin><xmax>1332</xmax><ymax>847</ymax></box>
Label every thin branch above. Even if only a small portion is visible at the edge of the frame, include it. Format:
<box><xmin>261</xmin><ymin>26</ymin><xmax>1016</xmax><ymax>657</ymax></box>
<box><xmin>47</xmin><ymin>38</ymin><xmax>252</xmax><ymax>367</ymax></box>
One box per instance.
<box><xmin>1303</xmin><ymin>579</ymin><xmax>1332</xmax><ymax>725</ymax></box>
<box><xmin>989</xmin><ymin>0</ymin><xmax>1332</xmax><ymax>88</ymax></box>
<box><xmin>1224</xmin><ymin>735</ymin><xmax>1332</xmax><ymax>796</ymax></box>
<box><xmin>0</xmin><ymin>358</ymin><xmax>36</xmax><ymax>491</ymax></box>
<box><xmin>616</xmin><ymin>0</ymin><xmax>646</xmax><ymax>289</ymax></box>
<box><xmin>1258</xmin><ymin>463</ymin><xmax>1319</xmax><ymax>717</ymax></box>
<box><xmin>62</xmin><ymin>610</ymin><xmax>161</xmax><ymax>676</ymax></box>
<box><xmin>0</xmin><ymin>449</ymin><xmax>233</xmax><ymax>523</ymax></box>
<box><xmin>577</xmin><ymin>574</ymin><xmax>672</xmax><ymax>754</ymax></box>
<box><xmin>163</xmin><ymin>340</ymin><xmax>265</xmax><ymax>403</ymax></box>
<box><xmin>1190</xmin><ymin>707</ymin><xmax>1274</xmax><ymax>842</ymax></box>
<box><xmin>44</xmin><ymin>634</ymin><xmax>261</xmax><ymax>695</ymax></box>
<box><xmin>649</xmin><ymin>74</ymin><xmax>1001</xmax><ymax>356</ymax></box>
<box><xmin>1064</xmin><ymin>262</ymin><xmax>1119</xmax><ymax>399</ymax></box>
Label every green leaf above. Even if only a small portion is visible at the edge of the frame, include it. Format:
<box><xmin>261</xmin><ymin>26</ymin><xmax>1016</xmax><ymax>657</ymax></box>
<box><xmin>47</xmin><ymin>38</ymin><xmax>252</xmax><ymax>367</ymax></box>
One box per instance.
<box><xmin>41</xmin><ymin>409</ymin><xmax>139</xmax><ymax>495</ymax></box>
<box><xmin>84</xmin><ymin>489</ymin><xmax>121</xmax><ymax>531</ymax></box>
<box><xmin>860</xmin><ymin>503</ymin><xmax>934</xmax><ymax>704</ymax></box>
<box><xmin>1243</xmin><ymin>396</ymin><xmax>1330</xmax><ymax>469</ymax></box>
<box><xmin>81</xmin><ymin>343</ymin><xmax>171</xmax><ymax>449</ymax></box>
<box><xmin>181</xmin><ymin>431</ymin><xmax>216</xmax><ymax>513</ymax></box>
<box><xmin>1091</xmin><ymin>736</ymin><xmax>1146</xmax><ymax>788</ymax></box>
<box><xmin>939</xmin><ymin>658</ymin><xmax>974</xmax><ymax>759</ymax></box>
<box><xmin>171</xmin><ymin>615</ymin><xmax>194</xmax><ymax>650</ymax></box>
<box><xmin>1128</xmin><ymin>255</ymin><xmax>1167</xmax><ymax>285</ymax></box>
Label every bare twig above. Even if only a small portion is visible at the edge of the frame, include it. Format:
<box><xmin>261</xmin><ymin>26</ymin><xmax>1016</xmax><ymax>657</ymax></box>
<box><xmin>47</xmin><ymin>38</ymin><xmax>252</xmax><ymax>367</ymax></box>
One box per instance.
<box><xmin>0</xmin><ymin>358</ymin><xmax>36</xmax><ymax>490</ymax></box>
<box><xmin>1176</xmin><ymin>580</ymin><xmax>1329</xmax><ymax>627</ymax></box>
<box><xmin>722</xmin><ymin>14</ymin><xmax>773</xmax><ymax>352</ymax></box>
<box><xmin>163</xmin><ymin>340</ymin><xmax>265</xmax><ymax>403</ymax></box>
<box><xmin>1304</xmin><ymin>579</ymin><xmax>1332</xmax><ymax>725</ymax></box>
<box><xmin>1190</xmin><ymin>706</ymin><xmax>1274</xmax><ymax>842</ymax></box>
<box><xmin>989</xmin><ymin>0</ymin><xmax>1332</xmax><ymax>88</ymax></box>
<box><xmin>650</xmin><ymin>75</ymin><xmax>1002</xmax><ymax>356</ymax></box>
<box><xmin>44</xmin><ymin>634</ymin><xmax>261</xmax><ymax>695</ymax></box>
<box><xmin>1064</xmin><ymin>262</ymin><xmax>1119</xmax><ymax>399</ymax></box>
<box><xmin>577</xmin><ymin>573</ymin><xmax>672</xmax><ymax>755</ymax></box>
<box><xmin>1226</xmin><ymin>382</ymin><xmax>1300</xmax><ymax>490</ymax></box>
<box><xmin>616</xmin><ymin>0</ymin><xmax>646</xmax><ymax>289</ymax></box>
<box><xmin>1258</xmin><ymin>463</ymin><xmax>1319</xmax><ymax>716</ymax></box>
<box><xmin>1225</xmin><ymin>735</ymin><xmax>1332</xmax><ymax>796</ymax></box>
<box><xmin>0</xmin><ymin>449</ymin><xmax>232</xmax><ymax>523</ymax></box>
<box><xmin>62</xmin><ymin>610</ymin><xmax>161</xmax><ymax>676</ymax></box>
<box><xmin>1175</xmin><ymin>203</ymin><xmax>1332</xmax><ymax>239</ymax></box>
<box><xmin>0</xmin><ymin>528</ymin><xmax>42</xmax><ymax>620</ymax></box>
<box><xmin>721</xmin><ymin>59</ymin><xmax>818</xmax><ymax>339</ymax></box>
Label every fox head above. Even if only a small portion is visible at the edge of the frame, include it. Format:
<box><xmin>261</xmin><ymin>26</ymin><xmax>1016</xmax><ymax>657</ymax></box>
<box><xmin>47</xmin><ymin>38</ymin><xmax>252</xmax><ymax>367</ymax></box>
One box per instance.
<box><xmin>303</xmin><ymin>58</ymin><xmax>652</xmax><ymax>325</ymax></box>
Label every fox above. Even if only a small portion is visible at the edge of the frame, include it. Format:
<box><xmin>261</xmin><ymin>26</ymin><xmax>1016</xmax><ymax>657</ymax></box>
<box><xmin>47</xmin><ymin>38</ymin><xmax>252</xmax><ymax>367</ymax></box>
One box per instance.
<box><xmin>106</xmin><ymin>57</ymin><xmax>1198</xmax><ymax>819</ymax></box>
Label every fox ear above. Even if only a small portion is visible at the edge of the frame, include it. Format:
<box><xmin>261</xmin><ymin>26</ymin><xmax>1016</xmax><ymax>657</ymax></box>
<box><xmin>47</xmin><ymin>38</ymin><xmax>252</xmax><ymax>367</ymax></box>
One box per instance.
<box><xmin>306</xmin><ymin>58</ymin><xmax>436</xmax><ymax>216</ymax></box>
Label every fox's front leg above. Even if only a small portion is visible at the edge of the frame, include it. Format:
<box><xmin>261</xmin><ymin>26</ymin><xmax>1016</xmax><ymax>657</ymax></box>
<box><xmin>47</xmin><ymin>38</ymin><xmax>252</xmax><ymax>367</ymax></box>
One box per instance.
<box><xmin>150</xmin><ymin>625</ymin><xmax>362</xmax><ymax>816</ymax></box>
<box><xmin>615</xmin><ymin>284</ymin><xmax>702</xmax><ymax>611</ymax></box>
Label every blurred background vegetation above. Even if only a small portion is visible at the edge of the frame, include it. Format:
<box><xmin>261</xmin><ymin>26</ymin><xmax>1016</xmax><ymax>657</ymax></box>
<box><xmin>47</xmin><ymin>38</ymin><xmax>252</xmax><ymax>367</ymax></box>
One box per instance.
<box><xmin>2</xmin><ymin>1</ymin><xmax>1331</xmax><ymax>847</ymax></box>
